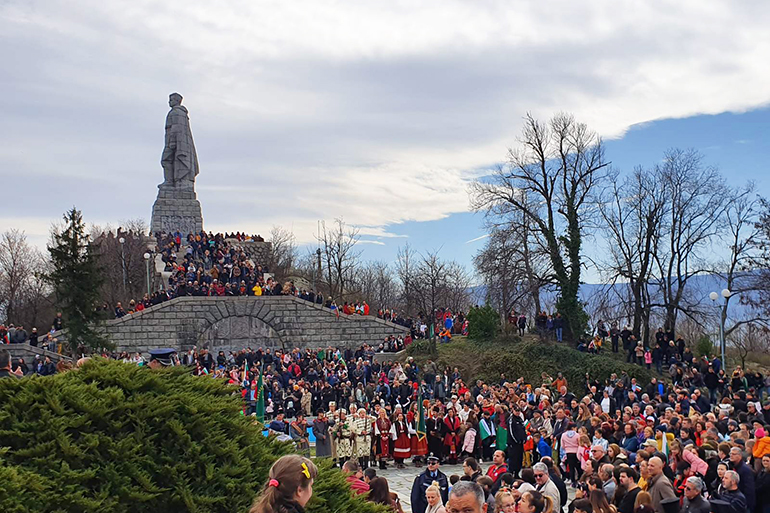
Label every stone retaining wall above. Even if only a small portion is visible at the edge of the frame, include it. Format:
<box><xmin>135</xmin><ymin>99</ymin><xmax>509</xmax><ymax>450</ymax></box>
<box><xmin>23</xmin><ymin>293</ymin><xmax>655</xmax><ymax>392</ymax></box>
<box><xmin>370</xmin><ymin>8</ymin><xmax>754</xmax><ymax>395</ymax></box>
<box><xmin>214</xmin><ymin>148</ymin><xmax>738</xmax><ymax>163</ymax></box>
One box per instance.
<box><xmin>51</xmin><ymin>296</ymin><xmax>408</xmax><ymax>355</ymax></box>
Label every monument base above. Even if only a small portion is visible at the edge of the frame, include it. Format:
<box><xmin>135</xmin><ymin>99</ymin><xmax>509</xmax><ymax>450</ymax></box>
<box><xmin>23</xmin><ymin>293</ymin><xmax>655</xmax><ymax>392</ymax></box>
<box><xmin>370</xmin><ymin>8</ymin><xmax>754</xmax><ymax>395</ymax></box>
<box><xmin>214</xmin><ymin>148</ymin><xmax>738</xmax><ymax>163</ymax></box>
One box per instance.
<box><xmin>150</xmin><ymin>184</ymin><xmax>203</xmax><ymax>235</ymax></box>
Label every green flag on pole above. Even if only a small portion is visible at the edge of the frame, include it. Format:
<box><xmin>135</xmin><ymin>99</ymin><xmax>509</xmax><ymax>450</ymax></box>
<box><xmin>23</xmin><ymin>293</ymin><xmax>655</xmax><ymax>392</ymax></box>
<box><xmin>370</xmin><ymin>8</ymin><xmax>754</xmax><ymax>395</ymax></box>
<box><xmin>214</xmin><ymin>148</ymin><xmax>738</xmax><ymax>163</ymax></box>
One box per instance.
<box><xmin>429</xmin><ymin>322</ymin><xmax>435</xmax><ymax>340</ymax></box>
<box><xmin>417</xmin><ymin>390</ymin><xmax>427</xmax><ymax>441</ymax></box>
<box><xmin>255</xmin><ymin>362</ymin><xmax>265</xmax><ymax>423</ymax></box>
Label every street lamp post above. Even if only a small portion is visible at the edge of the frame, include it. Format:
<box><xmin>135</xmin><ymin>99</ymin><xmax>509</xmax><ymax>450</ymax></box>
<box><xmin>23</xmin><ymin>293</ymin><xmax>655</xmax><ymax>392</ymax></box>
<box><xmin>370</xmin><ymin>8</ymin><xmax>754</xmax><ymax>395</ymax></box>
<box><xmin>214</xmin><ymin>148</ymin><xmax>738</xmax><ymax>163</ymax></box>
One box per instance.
<box><xmin>144</xmin><ymin>252</ymin><xmax>152</xmax><ymax>296</ymax></box>
<box><xmin>709</xmin><ymin>288</ymin><xmax>732</xmax><ymax>368</ymax></box>
<box><xmin>119</xmin><ymin>237</ymin><xmax>127</xmax><ymax>297</ymax></box>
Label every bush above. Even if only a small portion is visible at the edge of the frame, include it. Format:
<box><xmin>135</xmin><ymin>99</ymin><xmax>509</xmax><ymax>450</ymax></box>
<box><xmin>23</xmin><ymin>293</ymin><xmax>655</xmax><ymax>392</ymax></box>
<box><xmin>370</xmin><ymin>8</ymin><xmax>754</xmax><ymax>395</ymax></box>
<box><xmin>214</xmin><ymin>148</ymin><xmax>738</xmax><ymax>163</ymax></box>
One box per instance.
<box><xmin>406</xmin><ymin>338</ymin><xmax>437</xmax><ymax>357</ymax></box>
<box><xmin>694</xmin><ymin>335</ymin><xmax>714</xmax><ymax>358</ymax></box>
<box><xmin>407</xmin><ymin>338</ymin><xmax>654</xmax><ymax>392</ymax></box>
<box><xmin>466</xmin><ymin>304</ymin><xmax>500</xmax><ymax>341</ymax></box>
<box><xmin>0</xmin><ymin>360</ymin><xmax>387</xmax><ymax>513</ymax></box>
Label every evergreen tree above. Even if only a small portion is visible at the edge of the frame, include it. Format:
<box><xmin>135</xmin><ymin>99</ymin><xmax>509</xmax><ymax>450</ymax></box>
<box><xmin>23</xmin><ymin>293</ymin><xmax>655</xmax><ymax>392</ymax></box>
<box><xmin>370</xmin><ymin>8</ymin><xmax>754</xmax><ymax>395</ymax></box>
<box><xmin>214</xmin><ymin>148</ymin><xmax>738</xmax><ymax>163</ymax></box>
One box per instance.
<box><xmin>47</xmin><ymin>207</ymin><xmax>107</xmax><ymax>352</ymax></box>
<box><xmin>0</xmin><ymin>360</ymin><xmax>388</xmax><ymax>513</ymax></box>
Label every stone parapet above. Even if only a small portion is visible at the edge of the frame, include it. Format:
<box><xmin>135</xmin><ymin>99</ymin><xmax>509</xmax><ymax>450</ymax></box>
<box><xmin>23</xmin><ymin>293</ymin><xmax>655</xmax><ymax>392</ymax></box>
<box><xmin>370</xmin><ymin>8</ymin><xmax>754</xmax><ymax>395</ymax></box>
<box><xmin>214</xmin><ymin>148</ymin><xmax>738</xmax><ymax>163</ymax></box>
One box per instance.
<box><xmin>51</xmin><ymin>296</ymin><xmax>409</xmax><ymax>356</ymax></box>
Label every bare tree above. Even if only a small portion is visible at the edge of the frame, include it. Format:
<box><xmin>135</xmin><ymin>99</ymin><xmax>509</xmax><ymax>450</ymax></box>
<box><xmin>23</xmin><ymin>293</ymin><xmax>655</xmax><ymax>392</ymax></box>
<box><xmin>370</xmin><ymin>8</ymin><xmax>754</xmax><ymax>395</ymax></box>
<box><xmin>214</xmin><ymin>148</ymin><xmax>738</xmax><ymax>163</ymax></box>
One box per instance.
<box><xmin>473</xmin><ymin>219</ymin><xmax>550</xmax><ymax>322</ymax></box>
<box><xmin>749</xmin><ymin>198</ymin><xmax>770</xmax><ymax>317</ymax></box>
<box><xmin>0</xmin><ymin>229</ymin><xmax>52</xmax><ymax>328</ymax></box>
<box><xmin>91</xmin><ymin>219</ymin><xmax>153</xmax><ymax>308</ymax></box>
<box><xmin>596</xmin><ymin>166</ymin><xmax>668</xmax><ymax>344</ymax></box>
<box><xmin>442</xmin><ymin>260</ymin><xmax>473</xmax><ymax>314</ymax></box>
<box><xmin>318</xmin><ymin>218</ymin><xmax>361</xmax><ymax>302</ymax></box>
<box><xmin>730</xmin><ymin>324</ymin><xmax>770</xmax><ymax>370</ymax></box>
<box><xmin>471</xmin><ymin>112</ymin><xmax>608</xmax><ymax>339</ymax></box>
<box><xmin>651</xmin><ymin>149</ymin><xmax>729</xmax><ymax>335</ymax></box>
<box><xmin>352</xmin><ymin>260</ymin><xmax>398</xmax><ymax>312</ymax></box>
<box><xmin>395</xmin><ymin>242</ymin><xmax>418</xmax><ymax>318</ymax></box>
<box><xmin>411</xmin><ymin>249</ymin><xmax>447</xmax><ymax>323</ymax></box>
<box><xmin>718</xmin><ymin>185</ymin><xmax>769</xmax><ymax>340</ymax></box>
<box><xmin>267</xmin><ymin>225</ymin><xmax>297</xmax><ymax>280</ymax></box>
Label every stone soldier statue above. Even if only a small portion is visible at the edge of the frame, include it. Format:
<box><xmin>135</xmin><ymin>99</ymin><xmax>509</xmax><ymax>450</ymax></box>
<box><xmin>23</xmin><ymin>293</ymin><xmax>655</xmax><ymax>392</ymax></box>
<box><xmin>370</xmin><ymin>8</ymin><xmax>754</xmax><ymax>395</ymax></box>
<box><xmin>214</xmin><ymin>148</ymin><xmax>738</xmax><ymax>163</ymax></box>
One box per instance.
<box><xmin>160</xmin><ymin>93</ymin><xmax>199</xmax><ymax>189</ymax></box>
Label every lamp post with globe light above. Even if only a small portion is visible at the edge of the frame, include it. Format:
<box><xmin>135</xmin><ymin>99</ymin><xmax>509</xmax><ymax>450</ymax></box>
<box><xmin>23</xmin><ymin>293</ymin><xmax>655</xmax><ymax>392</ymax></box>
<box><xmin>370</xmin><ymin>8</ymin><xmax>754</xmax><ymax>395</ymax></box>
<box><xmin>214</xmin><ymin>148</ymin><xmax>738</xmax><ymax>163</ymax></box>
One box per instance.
<box><xmin>144</xmin><ymin>252</ymin><xmax>152</xmax><ymax>296</ymax></box>
<box><xmin>709</xmin><ymin>288</ymin><xmax>732</xmax><ymax>367</ymax></box>
<box><xmin>119</xmin><ymin>237</ymin><xmax>127</xmax><ymax>297</ymax></box>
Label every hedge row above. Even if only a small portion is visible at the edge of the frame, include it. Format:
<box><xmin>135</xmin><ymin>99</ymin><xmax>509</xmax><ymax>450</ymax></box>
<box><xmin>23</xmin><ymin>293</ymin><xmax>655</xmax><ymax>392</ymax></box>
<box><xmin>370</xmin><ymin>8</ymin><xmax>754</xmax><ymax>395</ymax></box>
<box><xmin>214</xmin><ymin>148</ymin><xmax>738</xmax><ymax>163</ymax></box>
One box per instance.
<box><xmin>0</xmin><ymin>360</ymin><xmax>386</xmax><ymax>513</ymax></box>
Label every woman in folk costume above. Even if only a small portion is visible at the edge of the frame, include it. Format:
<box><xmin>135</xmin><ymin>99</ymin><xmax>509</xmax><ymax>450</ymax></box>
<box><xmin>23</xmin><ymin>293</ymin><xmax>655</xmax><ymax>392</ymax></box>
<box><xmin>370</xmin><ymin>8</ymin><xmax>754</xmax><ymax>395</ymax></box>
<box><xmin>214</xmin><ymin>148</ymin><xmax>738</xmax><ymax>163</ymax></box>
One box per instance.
<box><xmin>494</xmin><ymin>404</ymin><xmax>509</xmax><ymax>452</ymax></box>
<box><xmin>335</xmin><ymin>409</ymin><xmax>354</xmax><ymax>465</ymax></box>
<box><xmin>408</xmin><ymin>401</ymin><xmax>428</xmax><ymax>467</ymax></box>
<box><xmin>442</xmin><ymin>408</ymin><xmax>462</xmax><ymax>464</ymax></box>
<box><xmin>353</xmin><ymin>407</ymin><xmax>373</xmax><ymax>469</ymax></box>
<box><xmin>374</xmin><ymin>409</ymin><xmax>392</xmax><ymax>470</ymax></box>
<box><xmin>391</xmin><ymin>411</ymin><xmax>412</xmax><ymax>469</ymax></box>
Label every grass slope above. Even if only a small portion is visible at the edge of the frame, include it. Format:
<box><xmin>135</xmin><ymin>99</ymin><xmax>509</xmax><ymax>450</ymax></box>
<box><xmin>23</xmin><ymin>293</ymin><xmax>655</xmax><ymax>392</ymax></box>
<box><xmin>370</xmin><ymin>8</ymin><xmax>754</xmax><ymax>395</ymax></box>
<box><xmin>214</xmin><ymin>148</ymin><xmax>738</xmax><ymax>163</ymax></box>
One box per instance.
<box><xmin>407</xmin><ymin>335</ymin><xmax>655</xmax><ymax>391</ymax></box>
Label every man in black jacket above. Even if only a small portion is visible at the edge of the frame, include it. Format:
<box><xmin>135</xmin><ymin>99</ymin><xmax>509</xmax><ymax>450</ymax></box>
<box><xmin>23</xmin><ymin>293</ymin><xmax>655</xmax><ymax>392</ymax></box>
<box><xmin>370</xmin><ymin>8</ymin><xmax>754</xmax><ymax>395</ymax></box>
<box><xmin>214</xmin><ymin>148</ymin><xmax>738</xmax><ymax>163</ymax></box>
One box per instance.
<box><xmin>681</xmin><ymin>476</ymin><xmax>710</xmax><ymax>513</ymax></box>
<box><xmin>410</xmin><ymin>455</ymin><xmax>448</xmax><ymax>513</ymax></box>
<box><xmin>507</xmin><ymin>408</ymin><xmax>526</xmax><ymax>478</ymax></box>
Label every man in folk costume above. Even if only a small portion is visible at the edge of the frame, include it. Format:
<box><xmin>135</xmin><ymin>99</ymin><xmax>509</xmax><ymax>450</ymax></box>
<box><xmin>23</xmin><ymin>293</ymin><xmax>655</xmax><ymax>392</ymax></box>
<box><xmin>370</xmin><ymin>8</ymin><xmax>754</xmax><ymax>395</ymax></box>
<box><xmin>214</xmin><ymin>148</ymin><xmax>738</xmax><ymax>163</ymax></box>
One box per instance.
<box><xmin>353</xmin><ymin>407</ymin><xmax>373</xmax><ymax>469</ymax></box>
<box><xmin>442</xmin><ymin>407</ymin><xmax>462</xmax><ymax>464</ymax></box>
<box><xmin>335</xmin><ymin>409</ymin><xmax>354</xmax><ymax>466</ymax></box>
<box><xmin>374</xmin><ymin>409</ymin><xmax>392</xmax><ymax>469</ymax></box>
<box><xmin>391</xmin><ymin>411</ymin><xmax>412</xmax><ymax>469</ymax></box>
<box><xmin>408</xmin><ymin>400</ymin><xmax>429</xmax><ymax>467</ymax></box>
<box><xmin>427</xmin><ymin>406</ymin><xmax>444</xmax><ymax>462</ymax></box>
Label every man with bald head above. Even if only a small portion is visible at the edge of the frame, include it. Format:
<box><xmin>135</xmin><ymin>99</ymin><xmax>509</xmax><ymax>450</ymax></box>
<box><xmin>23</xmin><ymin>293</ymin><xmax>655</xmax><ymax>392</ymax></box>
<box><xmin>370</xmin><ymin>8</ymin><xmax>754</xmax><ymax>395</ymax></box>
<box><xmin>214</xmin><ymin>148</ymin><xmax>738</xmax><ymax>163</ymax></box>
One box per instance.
<box><xmin>646</xmin><ymin>456</ymin><xmax>676</xmax><ymax>513</ymax></box>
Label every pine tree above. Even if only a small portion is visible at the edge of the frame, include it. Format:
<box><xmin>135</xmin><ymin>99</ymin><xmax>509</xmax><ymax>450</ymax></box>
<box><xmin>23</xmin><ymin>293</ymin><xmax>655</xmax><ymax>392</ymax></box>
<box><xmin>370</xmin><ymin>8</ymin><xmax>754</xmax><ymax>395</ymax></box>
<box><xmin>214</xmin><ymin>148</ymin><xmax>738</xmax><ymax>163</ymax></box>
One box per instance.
<box><xmin>47</xmin><ymin>207</ymin><xmax>108</xmax><ymax>352</ymax></box>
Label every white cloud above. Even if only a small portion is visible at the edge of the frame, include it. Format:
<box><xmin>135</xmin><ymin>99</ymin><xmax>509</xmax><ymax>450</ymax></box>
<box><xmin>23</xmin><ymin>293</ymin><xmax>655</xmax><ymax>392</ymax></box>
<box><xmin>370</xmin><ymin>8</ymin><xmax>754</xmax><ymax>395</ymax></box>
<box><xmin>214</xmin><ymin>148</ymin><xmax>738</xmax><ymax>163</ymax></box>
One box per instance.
<box><xmin>1</xmin><ymin>0</ymin><xmax>769</xmax><ymax>248</ymax></box>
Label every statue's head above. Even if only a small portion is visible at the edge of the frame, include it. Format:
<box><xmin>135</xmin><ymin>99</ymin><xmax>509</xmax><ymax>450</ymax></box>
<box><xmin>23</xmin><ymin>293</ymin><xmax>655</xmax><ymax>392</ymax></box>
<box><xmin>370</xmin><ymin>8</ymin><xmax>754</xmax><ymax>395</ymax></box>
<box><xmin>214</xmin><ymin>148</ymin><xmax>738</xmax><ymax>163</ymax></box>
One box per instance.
<box><xmin>168</xmin><ymin>93</ymin><xmax>183</xmax><ymax>107</ymax></box>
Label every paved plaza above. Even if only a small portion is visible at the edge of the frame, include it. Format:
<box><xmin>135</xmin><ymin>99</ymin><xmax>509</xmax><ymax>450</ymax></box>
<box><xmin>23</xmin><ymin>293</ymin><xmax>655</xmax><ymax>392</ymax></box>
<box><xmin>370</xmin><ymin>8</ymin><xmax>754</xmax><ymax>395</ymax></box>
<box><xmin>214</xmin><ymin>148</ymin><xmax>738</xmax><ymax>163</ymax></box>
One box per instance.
<box><xmin>374</xmin><ymin>460</ymin><xmax>575</xmax><ymax>513</ymax></box>
<box><xmin>377</xmin><ymin>461</ymin><xmax>463</xmax><ymax>513</ymax></box>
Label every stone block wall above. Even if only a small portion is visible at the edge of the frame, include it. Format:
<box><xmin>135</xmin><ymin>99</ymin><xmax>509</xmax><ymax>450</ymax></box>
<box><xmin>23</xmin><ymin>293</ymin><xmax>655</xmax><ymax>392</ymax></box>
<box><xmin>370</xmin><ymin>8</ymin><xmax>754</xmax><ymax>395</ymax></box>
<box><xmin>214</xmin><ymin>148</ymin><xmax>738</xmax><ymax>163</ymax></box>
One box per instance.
<box><xmin>52</xmin><ymin>296</ymin><xmax>408</xmax><ymax>355</ymax></box>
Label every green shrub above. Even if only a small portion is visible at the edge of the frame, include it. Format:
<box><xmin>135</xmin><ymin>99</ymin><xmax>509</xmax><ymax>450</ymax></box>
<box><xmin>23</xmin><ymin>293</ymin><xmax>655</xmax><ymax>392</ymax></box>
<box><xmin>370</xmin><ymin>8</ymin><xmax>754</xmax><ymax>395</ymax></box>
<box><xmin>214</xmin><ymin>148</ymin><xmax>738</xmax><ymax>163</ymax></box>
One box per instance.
<box><xmin>0</xmin><ymin>360</ymin><xmax>387</xmax><ymax>513</ymax></box>
<box><xmin>406</xmin><ymin>338</ymin><xmax>436</xmax><ymax>357</ymax></box>
<box><xmin>466</xmin><ymin>304</ymin><xmax>500</xmax><ymax>341</ymax></box>
<box><xmin>407</xmin><ymin>338</ymin><xmax>654</xmax><ymax>393</ymax></box>
<box><xmin>694</xmin><ymin>335</ymin><xmax>714</xmax><ymax>358</ymax></box>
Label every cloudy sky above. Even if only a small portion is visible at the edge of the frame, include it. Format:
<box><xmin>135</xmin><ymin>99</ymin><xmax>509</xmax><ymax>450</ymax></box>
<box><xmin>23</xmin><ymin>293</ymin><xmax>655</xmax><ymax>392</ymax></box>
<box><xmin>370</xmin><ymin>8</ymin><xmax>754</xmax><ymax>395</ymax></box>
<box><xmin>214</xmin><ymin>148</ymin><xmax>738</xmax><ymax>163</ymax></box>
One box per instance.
<box><xmin>2</xmin><ymin>0</ymin><xmax>769</xmax><ymax>276</ymax></box>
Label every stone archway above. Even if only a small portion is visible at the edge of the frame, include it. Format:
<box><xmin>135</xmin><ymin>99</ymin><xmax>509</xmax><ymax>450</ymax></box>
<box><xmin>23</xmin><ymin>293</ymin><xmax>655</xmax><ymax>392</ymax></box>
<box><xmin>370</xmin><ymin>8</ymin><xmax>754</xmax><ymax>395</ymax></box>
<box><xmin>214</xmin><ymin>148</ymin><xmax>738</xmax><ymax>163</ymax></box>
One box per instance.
<box><xmin>198</xmin><ymin>315</ymin><xmax>284</xmax><ymax>353</ymax></box>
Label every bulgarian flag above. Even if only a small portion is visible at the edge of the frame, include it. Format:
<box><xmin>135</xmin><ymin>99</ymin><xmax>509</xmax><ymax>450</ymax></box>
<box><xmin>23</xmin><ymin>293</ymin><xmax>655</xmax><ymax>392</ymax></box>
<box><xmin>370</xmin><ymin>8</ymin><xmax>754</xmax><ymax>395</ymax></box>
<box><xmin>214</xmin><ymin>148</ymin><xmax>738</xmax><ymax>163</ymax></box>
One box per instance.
<box><xmin>660</xmin><ymin>432</ymin><xmax>669</xmax><ymax>458</ymax></box>
<box><xmin>417</xmin><ymin>390</ymin><xmax>427</xmax><ymax>441</ymax></box>
<box><xmin>255</xmin><ymin>362</ymin><xmax>265</xmax><ymax>423</ymax></box>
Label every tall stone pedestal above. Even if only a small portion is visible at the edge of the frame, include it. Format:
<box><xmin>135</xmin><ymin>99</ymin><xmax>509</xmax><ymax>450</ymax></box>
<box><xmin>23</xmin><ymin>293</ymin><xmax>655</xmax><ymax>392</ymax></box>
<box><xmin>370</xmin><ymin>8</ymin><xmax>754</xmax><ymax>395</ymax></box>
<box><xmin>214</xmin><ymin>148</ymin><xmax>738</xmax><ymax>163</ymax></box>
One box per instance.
<box><xmin>150</xmin><ymin>185</ymin><xmax>203</xmax><ymax>235</ymax></box>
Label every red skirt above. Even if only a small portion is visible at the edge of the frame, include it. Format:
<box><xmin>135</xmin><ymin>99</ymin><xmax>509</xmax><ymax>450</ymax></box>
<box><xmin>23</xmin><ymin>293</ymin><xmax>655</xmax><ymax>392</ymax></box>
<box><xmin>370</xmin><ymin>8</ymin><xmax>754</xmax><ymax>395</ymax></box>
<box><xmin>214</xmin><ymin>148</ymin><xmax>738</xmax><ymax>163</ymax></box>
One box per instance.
<box><xmin>443</xmin><ymin>434</ymin><xmax>459</xmax><ymax>456</ymax></box>
<box><xmin>378</xmin><ymin>435</ymin><xmax>390</xmax><ymax>457</ymax></box>
<box><xmin>394</xmin><ymin>433</ymin><xmax>412</xmax><ymax>459</ymax></box>
<box><xmin>411</xmin><ymin>435</ymin><xmax>428</xmax><ymax>456</ymax></box>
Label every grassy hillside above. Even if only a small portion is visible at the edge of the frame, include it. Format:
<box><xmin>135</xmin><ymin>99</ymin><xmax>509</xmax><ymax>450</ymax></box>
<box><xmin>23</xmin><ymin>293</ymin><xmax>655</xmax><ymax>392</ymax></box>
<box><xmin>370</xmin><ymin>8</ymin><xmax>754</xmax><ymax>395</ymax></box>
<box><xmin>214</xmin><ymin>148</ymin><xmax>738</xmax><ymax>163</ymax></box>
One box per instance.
<box><xmin>406</xmin><ymin>335</ymin><xmax>655</xmax><ymax>392</ymax></box>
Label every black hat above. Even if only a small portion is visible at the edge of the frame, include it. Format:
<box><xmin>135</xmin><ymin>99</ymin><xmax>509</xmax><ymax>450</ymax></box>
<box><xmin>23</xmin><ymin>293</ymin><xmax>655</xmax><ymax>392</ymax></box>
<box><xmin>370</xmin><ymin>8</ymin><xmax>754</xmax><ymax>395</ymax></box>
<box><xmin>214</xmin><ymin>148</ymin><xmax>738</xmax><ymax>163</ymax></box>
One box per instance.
<box><xmin>427</xmin><ymin>454</ymin><xmax>440</xmax><ymax>463</ymax></box>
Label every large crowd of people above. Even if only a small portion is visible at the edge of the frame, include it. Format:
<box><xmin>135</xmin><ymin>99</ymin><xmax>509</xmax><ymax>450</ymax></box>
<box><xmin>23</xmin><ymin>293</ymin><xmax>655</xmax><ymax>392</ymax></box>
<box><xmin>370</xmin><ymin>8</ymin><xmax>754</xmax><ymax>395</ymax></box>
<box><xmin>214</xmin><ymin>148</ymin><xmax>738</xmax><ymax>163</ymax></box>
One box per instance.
<box><xmin>3</xmin><ymin>318</ymin><xmax>770</xmax><ymax>513</ymax></box>
<box><xmin>228</xmin><ymin>338</ymin><xmax>769</xmax><ymax>513</ymax></box>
